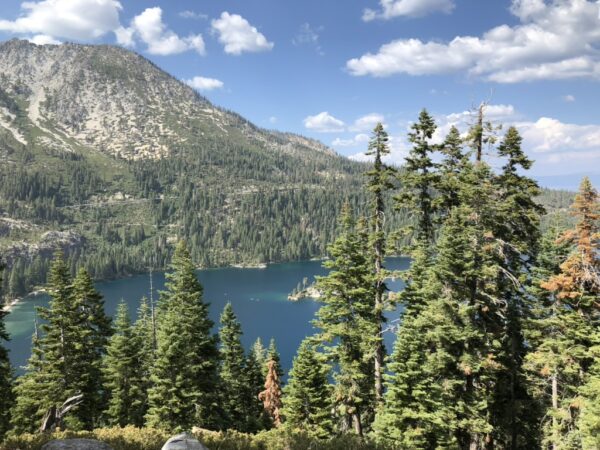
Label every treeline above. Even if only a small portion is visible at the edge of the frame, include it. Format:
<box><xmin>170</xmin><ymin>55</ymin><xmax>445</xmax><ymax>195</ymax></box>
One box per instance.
<box><xmin>0</xmin><ymin>242</ymin><xmax>288</xmax><ymax>437</ymax></box>
<box><xmin>1</xmin><ymin>107</ymin><xmax>598</xmax><ymax>449</ymax></box>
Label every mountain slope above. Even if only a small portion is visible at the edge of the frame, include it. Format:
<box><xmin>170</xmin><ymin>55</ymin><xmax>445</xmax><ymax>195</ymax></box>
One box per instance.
<box><xmin>0</xmin><ymin>39</ymin><xmax>375</xmax><ymax>300</ymax></box>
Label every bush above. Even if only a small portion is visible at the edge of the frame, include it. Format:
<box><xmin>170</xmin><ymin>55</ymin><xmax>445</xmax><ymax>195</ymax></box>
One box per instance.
<box><xmin>1</xmin><ymin>427</ymin><xmax>388</xmax><ymax>450</ymax></box>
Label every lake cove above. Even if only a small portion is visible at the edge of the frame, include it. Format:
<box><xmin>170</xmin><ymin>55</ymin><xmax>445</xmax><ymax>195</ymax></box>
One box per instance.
<box><xmin>5</xmin><ymin>258</ymin><xmax>410</xmax><ymax>374</ymax></box>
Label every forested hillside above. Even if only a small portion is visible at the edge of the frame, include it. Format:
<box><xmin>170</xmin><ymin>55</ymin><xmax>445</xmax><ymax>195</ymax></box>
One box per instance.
<box><xmin>0</xmin><ymin>39</ymin><xmax>575</xmax><ymax>303</ymax></box>
<box><xmin>0</xmin><ymin>39</ymin><xmax>401</xmax><ymax>302</ymax></box>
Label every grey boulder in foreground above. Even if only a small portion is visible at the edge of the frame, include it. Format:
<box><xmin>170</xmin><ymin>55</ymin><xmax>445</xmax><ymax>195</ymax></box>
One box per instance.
<box><xmin>161</xmin><ymin>433</ymin><xmax>209</xmax><ymax>450</ymax></box>
<box><xmin>41</xmin><ymin>439</ymin><xmax>113</xmax><ymax>450</ymax></box>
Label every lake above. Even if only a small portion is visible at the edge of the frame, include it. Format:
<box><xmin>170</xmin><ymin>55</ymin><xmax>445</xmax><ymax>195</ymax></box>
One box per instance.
<box><xmin>5</xmin><ymin>258</ymin><xmax>410</xmax><ymax>375</ymax></box>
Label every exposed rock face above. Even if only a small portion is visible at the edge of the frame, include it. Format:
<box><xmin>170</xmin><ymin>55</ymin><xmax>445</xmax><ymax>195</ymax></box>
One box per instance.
<box><xmin>1</xmin><ymin>230</ymin><xmax>84</xmax><ymax>267</ymax></box>
<box><xmin>41</xmin><ymin>439</ymin><xmax>113</xmax><ymax>450</ymax></box>
<box><xmin>0</xmin><ymin>39</ymin><xmax>334</xmax><ymax>161</ymax></box>
<box><xmin>161</xmin><ymin>433</ymin><xmax>209</xmax><ymax>450</ymax></box>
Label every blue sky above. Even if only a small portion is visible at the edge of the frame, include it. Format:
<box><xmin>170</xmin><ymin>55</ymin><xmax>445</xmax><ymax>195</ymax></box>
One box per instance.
<box><xmin>1</xmin><ymin>0</ymin><xmax>599</xmax><ymax>188</ymax></box>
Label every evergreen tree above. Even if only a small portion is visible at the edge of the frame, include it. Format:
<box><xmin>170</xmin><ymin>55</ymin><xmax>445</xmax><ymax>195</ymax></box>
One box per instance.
<box><xmin>365</xmin><ymin>122</ymin><xmax>395</xmax><ymax>405</ymax></box>
<box><xmin>218</xmin><ymin>302</ymin><xmax>249</xmax><ymax>431</ymax></box>
<box><xmin>146</xmin><ymin>241</ymin><xmax>219</xmax><ymax>431</ymax></box>
<box><xmin>131</xmin><ymin>296</ymin><xmax>155</xmax><ymax>420</ymax></box>
<box><xmin>259</xmin><ymin>359</ymin><xmax>283</xmax><ymax>428</ymax></box>
<box><xmin>10</xmin><ymin>321</ymin><xmax>45</xmax><ymax>433</ymax></box>
<box><xmin>103</xmin><ymin>302</ymin><xmax>146</xmax><ymax>426</ymax></box>
<box><xmin>244</xmin><ymin>346</ymin><xmax>268</xmax><ymax>432</ymax></box>
<box><xmin>437</xmin><ymin>125</ymin><xmax>468</xmax><ymax>219</ymax></box>
<box><xmin>314</xmin><ymin>204</ymin><xmax>375</xmax><ymax>435</ymax></box>
<box><xmin>252</xmin><ymin>337</ymin><xmax>267</xmax><ymax>375</ymax></box>
<box><xmin>396</xmin><ymin>109</ymin><xmax>439</xmax><ymax>245</ymax></box>
<box><xmin>267</xmin><ymin>338</ymin><xmax>283</xmax><ymax>380</ymax></box>
<box><xmin>70</xmin><ymin>268</ymin><xmax>112</xmax><ymax>428</ymax></box>
<box><xmin>0</xmin><ymin>261</ymin><xmax>14</xmax><ymax>440</ymax></box>
<box><xmin>281</xmin><ymin>339</ymin><xmax>333</xmax><ymax>439</ymax></box>
<box><xmin>527</xmin><ymin>177</ymin><xmax>599</xmax><ymax>448</ymax></box>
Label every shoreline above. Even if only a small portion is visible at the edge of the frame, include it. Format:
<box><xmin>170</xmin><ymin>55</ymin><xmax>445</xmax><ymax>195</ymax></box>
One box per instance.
<box><xmin>2</xmin><ymin>289</ymin><xmax>46</xmax><ymax>313</ymax></box>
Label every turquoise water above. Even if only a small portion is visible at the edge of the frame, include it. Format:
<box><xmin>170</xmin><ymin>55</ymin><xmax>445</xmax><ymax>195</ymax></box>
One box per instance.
<box><xmin>5</xmin><ymin>258</ymin><xmax>410</xmax><ymax>374</ymax></box>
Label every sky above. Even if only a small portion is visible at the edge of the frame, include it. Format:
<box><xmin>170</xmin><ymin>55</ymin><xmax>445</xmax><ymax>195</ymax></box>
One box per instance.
<box><xmin>1</xmin><ymin>0</ymin><xmax>600</xmax><ymax>189</ymax></box>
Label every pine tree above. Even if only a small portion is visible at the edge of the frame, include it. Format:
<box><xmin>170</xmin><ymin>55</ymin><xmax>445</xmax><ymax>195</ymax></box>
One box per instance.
<box><xmin>365</xmin><ymin>122</ymin><xmax>395</xmax><ymax>405</ymax></box>
<box><xmin>267</xmin><ymin>338</ymin><xmax>283</xmax><ymax>380</ymax></box>
<box><xmin>252</xmin><ymin>337</ymin><xmax>267</xmax><ymax>376</ymax></box>
<box><xmin>70</xmin><ymin>268</ymin><xmax>112</xmax><ymax>428</ymax></box>
<box><xmin>313</xmin><ymin>204</ymin><xmax>375</xmax><ymax>435</ymax></box>
<box><xmin>10</xmin><ymin>321</ymin><xmax>45</xmax><ymax>433</ymax></box>
<box><xmin>132</xmin><ymin>296</ymin><xmax>154</xmax><ymax>420</ymax></box>
<box><xmin>281</xmin><ymin>339</ymin><xmax>333</xmax><ymax>439</ymax></box>
<box><xmin>491</xmin><ymin>126</ymin><xmax>544</xmax><ymax>448</ymax></box>
<box><xmin>0</xmin><ymin>261</ymin><xmax>14</xmax><ymax>440</ymax></box>
<box><xmin>103</xmin><ymin>302</ymin><xmax>146</xmax><ymax>426</ymax></box>
<box><xmin>527</xmin><ymin>177</ymin><xmax>599</xmax><ymax>448</ymax></box>
<box><xmin>437</xmin><ymin>125</ymin><xmax>468</xmax><ymax>219</ymax></box>
<box><xmin>259</xmin><ymin>359</ymin><xmax>283</xmax><ymax>428</ymax></box>
<box><xmin>244</xmin><ymin>346</ymin><xmax>268</xmax><ymax>432</ymax></box>
<box><xmin>396</xmin><ymin>109</ymin><xmax>439</xmax><ymax>245</ymax></box>
<box><xmin>146</xmin><ymin>241</ymin><xmax>219</xmax><ymax>431</ymax></box>
<box><xmin>218</xmin><ymin>302</ymin><xmax>249</xmax><ymax>431</ymax></box>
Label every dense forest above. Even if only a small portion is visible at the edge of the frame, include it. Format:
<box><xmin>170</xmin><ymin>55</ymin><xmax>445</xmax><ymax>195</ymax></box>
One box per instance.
<box><xmin>0</xmin><ymin>109</ymin><xmax>598</xmax><ymax>450</ymax></box>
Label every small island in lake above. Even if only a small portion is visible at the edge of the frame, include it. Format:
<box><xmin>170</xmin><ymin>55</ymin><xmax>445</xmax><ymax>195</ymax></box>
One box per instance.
<box><xmin>288</xmin><ymin>277</ymin><xmax>323</xmax><ymax>301</ymax></box>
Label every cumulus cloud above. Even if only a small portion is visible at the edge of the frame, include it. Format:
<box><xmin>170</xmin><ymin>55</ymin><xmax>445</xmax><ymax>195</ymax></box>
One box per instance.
<box><xmin>211</xmin><ymin>12</ymin><xmax>274</xmax><ymax>55</ymax></box>
<box><xmin>363</xmin><ymin>0</ymin><xmax>455</xmax><ymax>21</ymax></box>
<box><xmin>303</xmin><ymin>112</ymin><xmax>345</xmax><ymax>133</ymax></box>
<box><xmin>185</xmin><ymin>76</ymin><xmax>224</xmax><ymax>91</ymax></box>
<box><xmin>349</xmin><ymin>113</ymin><xmax>386</xmax><ymax>132</ymax></box>
<box><xmin>332</xmin><ymin>134</ymin><xmax>370</xmax><ymax>147</ymax></box>
<box><xmin>0</xmin><ymin>0</ymin><xmax>123</xmax><ymax>42</ymax></box>
<box><xmin>348</xmin><ymin>0</ymin><xmax>600</xmax><ymax>82</ymax></box>
<box><xmin>28</xmin><ymin>34</ymin><xmax>61</xmax><ymax>45</ymax></box>
<box><xmin>121</xmin><ymin>7</ymin><xmax>205</xmax><ymax>55</ymax></box>
<box><xmin>179</xmin><ymin>11</ymin><xmax>208</xmax><ymax>20</ymax></box>
<box><xmin>563</xmin><ymin>94</ymin><xmax>576</xmax><ymax>102</ymax></box>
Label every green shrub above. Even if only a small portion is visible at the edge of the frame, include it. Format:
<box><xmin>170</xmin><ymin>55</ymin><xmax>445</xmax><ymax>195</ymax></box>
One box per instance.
<box><xmin>1</xmin><ymin>427</ymin><xmax>389</xmax><ymax>450</ymax></box>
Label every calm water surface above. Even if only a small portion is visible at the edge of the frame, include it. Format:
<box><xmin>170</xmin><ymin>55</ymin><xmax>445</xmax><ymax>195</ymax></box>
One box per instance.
<box><xmin>5</xmin><ymin>258</ymin><xmax>409</xmax><ymax>374</ymax></box>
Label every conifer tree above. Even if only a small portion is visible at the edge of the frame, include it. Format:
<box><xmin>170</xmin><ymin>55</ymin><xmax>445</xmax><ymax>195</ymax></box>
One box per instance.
<box><xmin>396</xmin><ymin>109</ymin><xmax>439</xmax><ymax>245</ymax></box>
<box><xmin>10</xmin><ymin>321</ymin><xmax>45</xmax><ymax>433</ymax></box>
<box><xmin>437</xmin><ymin>125</ymin><xmax>468</xmax><ymax>219</ymax></box>
<box><xmin>252</xmin><ymin>337</ymin><xmax>267</xmax><ymax>375</ymax></box>
<box><xmin>146</xmin><ymin>241</ymin><xmax>219</xmax><ymax>431</ymax></box>
<box><xmin>218</xmin><ymin>302</ymin><xmax>249</xmax><ymax>431</ymax></box>
<box><xmin>314</xmin><ymin>204</ymin><xmax>375</xmax><ymax>434</ymax></box>
<box><xmin>70</xmin><ymin>268</ymin><xmax>112</xmax><ymax>428</ymax></box>
<box><xmin>103</xmin><ymin>302</ymin><xmax>146</xmax><ymax>426</ymax></box>
<box><xmin>267</xmin><ymin>338</ymin><xmax>283</xmax><ymax>380</ymax></box>
<box><xmin>365</xmin><ymin>122</ymin><xmax>395</xmax><ymax>404</ymax></box>
<box><xmin>281</xmin><ymin>339</ymin><xmax>333</xmax><ymax>439</ymax></box>
<box><xmin>526</xmin><ymin>177</ymin><xmax>599</xmax><ymax>448</ymax></box>
<box><xmin>132</xmin><ymin>296</ymin><xmax>155</xmax><ymax>416</ymax></box>
<box><xmin>244</xmin><ymin>347</ymin><xmax>268</xmax><ymax>431</ymax></box>
<box><xmin>0</xmin><ymin>262</ymin><xmax>14</xmax><ymax>440</ymax></box>
<box><xmin>259</xmin><ymin>359</ymin><xmax>283</xmax><ymax>428</ymax></box>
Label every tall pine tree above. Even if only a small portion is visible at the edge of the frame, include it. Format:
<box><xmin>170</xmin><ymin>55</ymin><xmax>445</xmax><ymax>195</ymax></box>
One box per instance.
<box><xmin>146</xmin><ymin>241</ymin><xmax>219</xmax><ymax>431</ymax></box>
<box><xmin>281</xmin><ymin>339</ymin><xmax>333</xmax><ymax>439</ymax></box>
<box><xmin>103</xmin><ymin>301</ymin><xmax>146</xmax><ymax>427</ymax></box>
<box><xmin>0</xmin><ymin>261</ymin><xmax>13</xmax><ymax>440</ymax></box>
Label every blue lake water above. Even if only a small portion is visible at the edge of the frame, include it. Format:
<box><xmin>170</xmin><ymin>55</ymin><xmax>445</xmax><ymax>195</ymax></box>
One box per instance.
<box><xmin>5</xmin><ymin>258</ymin><xmax>410</xmax><ymax>375</ymax></box>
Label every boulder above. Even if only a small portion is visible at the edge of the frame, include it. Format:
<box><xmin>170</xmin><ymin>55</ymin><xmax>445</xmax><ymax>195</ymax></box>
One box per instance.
<box><xmin>161</xmin><ymin>433</ymin><xmax>209</xmax><ymax>450</ymax></box>
<box><xmin>41</xmin><ymin>439</ymin><xmax>113</xmax><ymax>450</ymax></box>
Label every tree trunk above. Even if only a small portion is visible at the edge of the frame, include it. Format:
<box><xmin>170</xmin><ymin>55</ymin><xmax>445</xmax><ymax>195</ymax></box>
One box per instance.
<box><xmin>551</xmin><ymin>372</ymin><xmax>558</xmax><ymax>450</ymax></box>
<box><xmin>352</xmin><ymin>412</ymin><xmax>363</xmax><ymax>437</ymax></box>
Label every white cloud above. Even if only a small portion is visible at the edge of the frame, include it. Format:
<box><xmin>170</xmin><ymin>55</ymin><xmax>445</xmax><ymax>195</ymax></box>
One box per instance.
<box><xmin>563</xmin><ymin>94</ymin><xmax>576</xmax><ymax>102</ymax></box>
<box><xmin>332</xmin><ymin>133</ymin><xmax>370</xmax><ymax>147</ymax></box>
<box><xmin>349</xmin><ymin>113</ymin><xmax>386</xmax><ymax>132</ymax></box>
<box><xmin>179</xmin><ymin>11</ymin><xmax>208</xmax><ymax>20</ymax></box>
<box><xmin>269</xmin><ymin>116</ymin><xmax>278</xmax><ymax>124</ymax></box>
<box><xmin>185</xmin><ymin>76</ymin><xmax>224</xmax><ymax>91</ymax></box>
<box><xmin>293</xmin><ymin>23</ymin><xmax>324</xmax><ymax>55</ymax></box>
<box><xmin>0</xmin><ymin>0</ymin><xmax>123</xmax><ymax>42</ymax></box>
<box><xmin>211</xmin><ymin>12</ymin><xmax>274</xmax><ymax>55</ymax></box>
<box><xmin>348</xmin><ymin>0</ymin><xmax>600</xmax><ymax>82</ymax></box>
<box><xmin>122</xmin><ymin>7</ymin><xmax>205</xmax><ymax>55</ymax></box>
<box><xmin>363</xmin><ymin>0</ymin><xmax>455</xmax><ymax>21</ymax></box>
<box><xmin>28</xmin><ymin>34</ymin><xmax>61</xmax><ymax>45</ymax></box>
<box><xmin>303</xmin><ymin>112</ymin><xmax>345</xmax><ymax>133</ymax></box>
<box><xmin>517</xmin><ymin>117</ymin><xmax>600</xmax><ymax>153</ymax></box>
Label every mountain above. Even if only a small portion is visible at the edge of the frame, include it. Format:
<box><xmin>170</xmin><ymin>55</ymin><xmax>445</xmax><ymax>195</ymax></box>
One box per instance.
<box><xmin>0</xmin><ymin>39</ymin><xmax>377</xmax><ymax>301</ymax></box>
